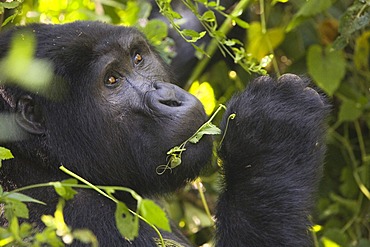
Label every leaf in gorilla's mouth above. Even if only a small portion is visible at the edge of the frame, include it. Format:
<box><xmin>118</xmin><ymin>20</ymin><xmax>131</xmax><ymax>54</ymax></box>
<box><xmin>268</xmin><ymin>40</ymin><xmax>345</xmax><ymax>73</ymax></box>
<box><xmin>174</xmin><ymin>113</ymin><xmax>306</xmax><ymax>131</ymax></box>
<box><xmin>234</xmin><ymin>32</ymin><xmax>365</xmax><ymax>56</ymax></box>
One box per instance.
<box><xmin>155</xmin><ymin>104</ymin><xmax>236</xmax><ymax>175</ymax></box>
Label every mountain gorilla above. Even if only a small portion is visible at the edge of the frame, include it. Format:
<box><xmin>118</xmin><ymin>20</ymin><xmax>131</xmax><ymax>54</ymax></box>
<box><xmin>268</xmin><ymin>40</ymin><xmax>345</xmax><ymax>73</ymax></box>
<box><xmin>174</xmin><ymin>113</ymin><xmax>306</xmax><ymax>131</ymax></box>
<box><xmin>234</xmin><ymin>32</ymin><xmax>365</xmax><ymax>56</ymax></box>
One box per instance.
<box><xmin>0</xmin><ymin>22</ymin><xmax>328</xmax><ymax>246</ymax></box>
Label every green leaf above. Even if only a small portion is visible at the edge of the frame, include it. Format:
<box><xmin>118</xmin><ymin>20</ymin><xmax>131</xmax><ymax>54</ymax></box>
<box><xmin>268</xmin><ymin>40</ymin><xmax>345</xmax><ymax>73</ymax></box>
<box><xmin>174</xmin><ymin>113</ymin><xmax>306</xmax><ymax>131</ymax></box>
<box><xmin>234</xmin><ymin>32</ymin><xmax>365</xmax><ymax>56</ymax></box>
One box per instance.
<box><xmin>34</xmin><ymin>227</ymin><xmax>63</xmax><ymax>245</ymax></box>
<box><xmin>322</xmin><ymin>228</ymin><xmax>348</xmax><ymax>246</ymax></box>
<box><xmin>19</xmin><ymin>222</ymin><xmax>32</xmax><ymax>238</ymax></box>
<box><xmin>339</xmin><ymin>4</ymin><xmax>370</xmax><ymax>36</ymax></box>
<box><xmin>339</xmin><ymin>167</ymin><xmax>358</xmax><ymax>199</ymax></box>
<box><xmin>332</xmin><ymin>35</ymin><xmax>348</xmax><ymax>50</ymax></box>
<box><xmin>338</xmin><ymin>100</ymin><xmax>363</xmax><ymax>122</ymax></box>
<box><xmin>9</xmin><ymin>216</ymin><xmax>20</xmax><ymax>236</ymax></box>
<box><xmin>0</xmin><ymin>147</ymin><xmax>13</xmax><ymax>159</ymax></box>
<box><xmin>192</xmin><ymin>43</ymin><xmax>208</xmax><ymax>59</ymax></box>
<box><xmin>286</xmin><ymin>0</ymin><xmax>332</xmax><ymax>31</ymax></box>
<box><xmin>73</xmin><ymin>229</ymin><xmax>98</xmax><ymax>247</ymax></box>
<box><xmin>0</xmin><ymin>147</ymin><xmax>13</xmax><ymax>168</ymax></box>
<box><xmin>53</xmin><ymin>179</ymin><xmax>78</xmax><ymax>200</ymax></box>
<box><xmin>181</xmin><ymin>29</ymin><xmax>206</xmax><ymax>43</ymax></box>
<box><xmin>167</xmin><ymin>9</ymin><xmax>182</xmax><ymax>20</ymax></box>
<box><xmin>0</xmin><ymin>32</ymin><xmax>53</xmax><ymax>93</ymax></box>
<box><xmin>2</xmin><ymin>1</ymin><xmax>20</xmax><ymax>9</ymax></box>
<box><xmin>354</xmin><ymin>31</ymin><xmax>370</xmax><ymax>71</ymax></box>
<box><xmin>307</xmin><ymin>45</ymin><xmax>346</xmax><ymax>96</ymax></box>
<box><xmin>169</xmin><ymin>156</ymin><xmax>181</xmax><ymax>168</ymax></box>
<box><xmin>3</xmin><ymin>192</ymin><xmax>45</xmax><ymax>205</ymax></box>
<box><xmin>188</xmin><ymin>123</ymin><xmax>221</xmax><ymax>144</ymax></box>
<box><xmin>142</xmin><ymin>19</ymin><xmax>168</xmax><ymax>46</ymax></box>
<box><xmin>357</xmin><ymin>239</ymin><xmax>370</xmax><ymax>247</ymax></box>
<box><xmin>139</xmin><ymin>199</ymin><xmax>171</xmax><ymax>232</ymax></box>
<box><xmin>201</xmin><ymin>10</ymin><xmax>216</xmax><ymax>22</ymax></box>
<box><xmin>295</xmin><ymin>0</ymin><xmax>332</xmax><ymax>17</ymax></box>
<box><xmin>5</xmin><ymin>199</ymin><xmax>29</xmax><ymax>219</ymax></box>
<box><xmin>115</xmin><ymin>202</ymin><xmax>138</xmax><ymax>240</ymax></box>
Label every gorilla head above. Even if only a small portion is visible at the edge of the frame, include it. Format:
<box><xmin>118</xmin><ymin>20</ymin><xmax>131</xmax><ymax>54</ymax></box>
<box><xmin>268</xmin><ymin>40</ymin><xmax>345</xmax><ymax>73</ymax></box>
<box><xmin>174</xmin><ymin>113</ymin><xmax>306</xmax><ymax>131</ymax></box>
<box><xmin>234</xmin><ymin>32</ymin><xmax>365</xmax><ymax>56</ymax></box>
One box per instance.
<box><xmin>0</xmin><ymin>21</ymin><xmax>212</xmax><ymax>195</ymax></box>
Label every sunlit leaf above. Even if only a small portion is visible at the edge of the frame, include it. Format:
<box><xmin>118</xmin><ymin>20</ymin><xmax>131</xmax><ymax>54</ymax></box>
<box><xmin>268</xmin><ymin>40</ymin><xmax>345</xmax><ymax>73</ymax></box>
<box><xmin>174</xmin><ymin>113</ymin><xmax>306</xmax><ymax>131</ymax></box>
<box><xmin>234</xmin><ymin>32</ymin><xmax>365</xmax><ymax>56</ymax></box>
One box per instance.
<box><xmin>246</xmin><ymin>22</ymin><xmax>285</xmax><ymax>60</ymax></box>
<box><xmin>321</xmin><ymin>237</ymin><xmax>341</xmax><ymax>247</ymax></box>
<box><xmin>272</xmin><ymin>0</ymin><xmax>288</xmax><ymax>5</ymax></box>
<box><xmin>0</xmin><ymin>147</ymin><xmax>13</xmax><ymax>168</ymax></box>
<box><xmin>139</xmin><ymin>199</ymin><xmax>171</xmax><ymax>232</ymax></box>
<box><xmin>321</xmin><ymin>228</ymin><xmax>348</xmax><ymax>247</ymax></box>
<box><xmin>312</xmin><ymin>225</ymin><xmax>322</xmax><ymax>233</ymax></box>
<box><xmin>189</xmin><ymin>81</ymin><xmax>216</xmax><ymax>115</ymax></box>
<box><xmin>37</xmin><ymin>0</ymin><xmax>97</xmax><ymax>23</ymax></box>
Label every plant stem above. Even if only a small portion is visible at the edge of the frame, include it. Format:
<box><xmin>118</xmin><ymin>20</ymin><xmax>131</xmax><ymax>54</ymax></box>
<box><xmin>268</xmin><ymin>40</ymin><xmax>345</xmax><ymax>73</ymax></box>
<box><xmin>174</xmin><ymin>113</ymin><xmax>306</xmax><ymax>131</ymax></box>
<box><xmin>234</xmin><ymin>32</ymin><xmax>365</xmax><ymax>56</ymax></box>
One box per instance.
<box><xmin>195</xmin><ymin>178</ymin><xmax>214</xmax><ymax>227</ymax></box>
<box><xmin>60</xmin><ymin>166</ymin><xmax>118</xmax><ymax>203</ymax></box>
<box><xmin>60</xmin><ymin>166</ymin><xmax>166</xmax><ymax>246</ymax></box>
<box><xmin>185</xmin><ymin>0</ymin><xmax>252</xmax><ymax>90</ymax></box>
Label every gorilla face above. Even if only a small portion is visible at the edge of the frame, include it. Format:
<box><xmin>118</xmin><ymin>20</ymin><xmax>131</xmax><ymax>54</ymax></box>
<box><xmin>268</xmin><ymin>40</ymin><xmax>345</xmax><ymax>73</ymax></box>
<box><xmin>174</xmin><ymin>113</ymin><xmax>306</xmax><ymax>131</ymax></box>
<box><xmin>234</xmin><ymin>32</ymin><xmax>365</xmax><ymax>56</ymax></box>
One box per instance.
<box><xmin>1</xmin><ymin>22</ymin><xmax>212</xmax><ymax>195</ymax></box>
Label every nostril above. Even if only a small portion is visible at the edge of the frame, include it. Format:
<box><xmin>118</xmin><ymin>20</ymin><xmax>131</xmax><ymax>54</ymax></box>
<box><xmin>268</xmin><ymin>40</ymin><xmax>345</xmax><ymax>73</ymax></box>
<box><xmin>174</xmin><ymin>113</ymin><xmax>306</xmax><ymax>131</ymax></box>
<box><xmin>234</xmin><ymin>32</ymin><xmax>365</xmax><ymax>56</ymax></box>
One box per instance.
<box><xmin>153</xmin><ymin>82</ymin><xmax>182</xmax><ymax>107</ymax></box>
<box><xmin>160</xmin><ymin>99</ymin><xmax>182</xmax><ymax>107</ymax></box>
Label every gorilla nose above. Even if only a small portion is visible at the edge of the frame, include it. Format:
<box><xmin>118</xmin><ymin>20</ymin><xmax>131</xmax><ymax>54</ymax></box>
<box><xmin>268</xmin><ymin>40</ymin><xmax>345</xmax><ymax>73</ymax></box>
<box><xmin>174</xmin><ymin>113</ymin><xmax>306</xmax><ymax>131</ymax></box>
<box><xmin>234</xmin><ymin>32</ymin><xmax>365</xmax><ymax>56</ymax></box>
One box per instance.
<box><xmin>153</xmin><ymin>82</ymin><xmax>182</xmax><ymax>107</ymax></box>
<box><xmin>146</xmin><ymin>82</ymin><xmax>204</xmax><ymax>116</ymax></box>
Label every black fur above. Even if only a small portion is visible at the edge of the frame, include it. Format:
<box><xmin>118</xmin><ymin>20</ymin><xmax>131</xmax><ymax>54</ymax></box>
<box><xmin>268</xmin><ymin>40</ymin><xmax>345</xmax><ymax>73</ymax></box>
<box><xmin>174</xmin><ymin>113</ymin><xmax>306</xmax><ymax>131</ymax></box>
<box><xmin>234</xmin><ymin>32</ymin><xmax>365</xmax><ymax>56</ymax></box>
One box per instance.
<box><xmin>0</xmin><ymin>22</ymin><xmax>329</xmax><ymax>246</ymax></box>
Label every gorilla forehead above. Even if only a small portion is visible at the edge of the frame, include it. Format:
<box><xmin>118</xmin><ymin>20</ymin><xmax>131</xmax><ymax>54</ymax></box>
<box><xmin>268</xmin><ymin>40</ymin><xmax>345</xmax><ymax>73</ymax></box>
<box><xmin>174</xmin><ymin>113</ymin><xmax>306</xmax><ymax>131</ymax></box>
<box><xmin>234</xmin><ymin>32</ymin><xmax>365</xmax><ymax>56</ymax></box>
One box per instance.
<box><xmin>29</xmin><ymin>22</ymin><xmax>149</xmax><ymax>65</ymax></box>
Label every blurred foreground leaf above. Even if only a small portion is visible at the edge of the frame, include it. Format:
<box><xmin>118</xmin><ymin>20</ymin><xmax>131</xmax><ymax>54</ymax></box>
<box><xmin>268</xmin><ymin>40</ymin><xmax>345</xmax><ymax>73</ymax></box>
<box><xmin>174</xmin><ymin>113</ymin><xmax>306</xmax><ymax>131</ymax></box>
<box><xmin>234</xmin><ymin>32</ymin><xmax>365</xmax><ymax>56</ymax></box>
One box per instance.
<box><xmin>0</xmin><ymin>31</ymin><xmax>53</xmax><ymax>93</ymax></box>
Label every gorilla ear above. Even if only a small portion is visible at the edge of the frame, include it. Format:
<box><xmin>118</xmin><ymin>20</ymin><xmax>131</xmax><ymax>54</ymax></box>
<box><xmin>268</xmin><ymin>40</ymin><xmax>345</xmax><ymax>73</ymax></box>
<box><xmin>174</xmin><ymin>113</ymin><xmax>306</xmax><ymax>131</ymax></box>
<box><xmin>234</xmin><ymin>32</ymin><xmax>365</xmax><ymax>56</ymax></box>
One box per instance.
<box><xmin>16</xmin><ymin>95</ymin><xmax>45</xmax><ymax>135</ymax></box>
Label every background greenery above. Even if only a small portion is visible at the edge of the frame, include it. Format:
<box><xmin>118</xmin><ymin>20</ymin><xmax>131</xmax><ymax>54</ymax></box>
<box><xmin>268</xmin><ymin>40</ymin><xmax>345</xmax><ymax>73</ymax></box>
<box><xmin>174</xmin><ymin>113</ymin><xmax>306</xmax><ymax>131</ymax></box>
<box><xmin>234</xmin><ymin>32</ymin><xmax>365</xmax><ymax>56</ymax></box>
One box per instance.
<box><xmin>0</xmin><ymin>0</ymin><xmax>369</xmax><ymax>246</ymax></box>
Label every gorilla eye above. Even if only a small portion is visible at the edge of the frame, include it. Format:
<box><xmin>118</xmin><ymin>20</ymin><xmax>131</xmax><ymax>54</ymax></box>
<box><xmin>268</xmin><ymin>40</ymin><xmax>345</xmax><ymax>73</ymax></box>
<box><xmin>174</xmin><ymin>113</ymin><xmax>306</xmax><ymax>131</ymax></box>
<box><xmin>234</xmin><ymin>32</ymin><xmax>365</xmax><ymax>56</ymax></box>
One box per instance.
<box><xmin>105</xmin><ymin>75</ymin><xmax>120</xmax><ymax>88</ymax></box>
<box><xmin>134</xmin><ymin>53</ymin><xmax>143</xmax><ymax>65</ymax></box>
